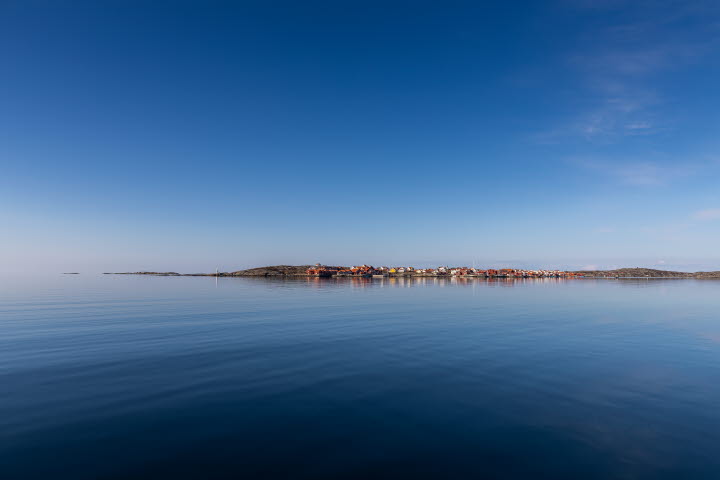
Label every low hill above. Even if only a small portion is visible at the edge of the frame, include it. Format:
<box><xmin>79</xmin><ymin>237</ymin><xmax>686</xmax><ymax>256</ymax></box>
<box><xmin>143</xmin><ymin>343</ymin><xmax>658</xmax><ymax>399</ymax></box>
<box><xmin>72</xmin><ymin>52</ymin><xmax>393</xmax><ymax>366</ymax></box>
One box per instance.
<box><xmin>227</xmin><ymin>265</ymin><xmax>312</xmax><ymax>276</ymax></box>
<box><xmin>227</xmin><ymin>265</ymin><xmax>348</xmax><ymax>276</ymax></box>
<box><xmin>574</xmin><ymin>268</ymin><xmax>720</xmax><ymax>278</ymax></box>
<box><xmin>693</xmin><ymin>271</ymin><xmax>720</xmax><ymax>279</ymax></box>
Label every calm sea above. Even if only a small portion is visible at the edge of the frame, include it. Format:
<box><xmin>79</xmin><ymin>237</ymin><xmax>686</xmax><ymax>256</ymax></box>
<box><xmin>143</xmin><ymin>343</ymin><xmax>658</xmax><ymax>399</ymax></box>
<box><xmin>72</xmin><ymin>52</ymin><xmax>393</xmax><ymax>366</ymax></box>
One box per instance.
<box><xmin>1</xmin><ymin>274</ymin><xmax>720</xmax><ymax>479</ymax></box>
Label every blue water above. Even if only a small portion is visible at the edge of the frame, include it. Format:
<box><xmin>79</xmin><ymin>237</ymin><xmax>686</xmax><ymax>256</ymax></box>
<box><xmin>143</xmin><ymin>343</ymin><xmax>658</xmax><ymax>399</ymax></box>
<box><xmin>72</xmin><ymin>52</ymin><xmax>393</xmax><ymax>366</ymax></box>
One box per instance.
<box><xmin>2</xmin><ymin>274</ymin><xmax>720</xmax><ymax>479</ymax></box>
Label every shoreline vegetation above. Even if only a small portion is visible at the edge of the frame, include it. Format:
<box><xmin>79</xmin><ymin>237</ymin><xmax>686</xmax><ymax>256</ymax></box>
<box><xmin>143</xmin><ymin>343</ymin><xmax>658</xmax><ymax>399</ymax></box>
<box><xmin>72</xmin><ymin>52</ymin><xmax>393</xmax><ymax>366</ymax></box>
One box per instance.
<box><xmin>104</xmin><ymin>265</ymin><xmax>720</xmax><ymax>279</ymax></box>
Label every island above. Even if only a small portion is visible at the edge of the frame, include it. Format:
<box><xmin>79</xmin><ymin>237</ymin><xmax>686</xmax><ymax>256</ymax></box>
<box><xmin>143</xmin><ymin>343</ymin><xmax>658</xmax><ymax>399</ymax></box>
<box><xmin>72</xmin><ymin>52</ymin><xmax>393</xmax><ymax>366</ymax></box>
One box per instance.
<box><xmin>104</xmin><ymin>265</ymin><xmax>720</xmax><ymax>279</ymax></box>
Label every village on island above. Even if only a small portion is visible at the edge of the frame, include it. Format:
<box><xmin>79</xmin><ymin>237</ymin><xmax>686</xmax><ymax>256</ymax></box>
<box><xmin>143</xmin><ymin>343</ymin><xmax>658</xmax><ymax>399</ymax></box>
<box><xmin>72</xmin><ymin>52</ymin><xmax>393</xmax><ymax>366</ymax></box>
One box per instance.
<box><xmin>306</xmin><ymin>264</ymin><xmax>583</xmax><ymax>278</ymax></box>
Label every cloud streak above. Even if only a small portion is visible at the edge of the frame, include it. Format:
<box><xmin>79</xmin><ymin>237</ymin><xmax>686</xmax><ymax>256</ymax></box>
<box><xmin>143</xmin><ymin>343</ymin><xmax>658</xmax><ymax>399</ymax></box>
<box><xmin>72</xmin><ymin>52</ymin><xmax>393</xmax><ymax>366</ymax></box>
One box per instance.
<box><xmin>572</xmin><ymin>157</ymin><xmax>699</xmax><ymax>186</ymax></box>
<box><xmin>545</xmin><ymin>0</ymin><xmax>720</xmax><ymax>141</ymax></box>
<box><xmin>693</xmin><ymin>208</ymin><xmax>720</xmax><ymax>221</ymax></box>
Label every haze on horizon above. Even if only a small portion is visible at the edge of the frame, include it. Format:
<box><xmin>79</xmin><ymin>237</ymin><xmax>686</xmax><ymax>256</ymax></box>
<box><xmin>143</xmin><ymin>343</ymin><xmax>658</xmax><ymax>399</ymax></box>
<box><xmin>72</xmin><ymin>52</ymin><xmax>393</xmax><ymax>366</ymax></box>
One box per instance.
<box><xmin>1</xmin><ymin>0</ymin><xmax>719</xmax><ymax>274</ymax></box>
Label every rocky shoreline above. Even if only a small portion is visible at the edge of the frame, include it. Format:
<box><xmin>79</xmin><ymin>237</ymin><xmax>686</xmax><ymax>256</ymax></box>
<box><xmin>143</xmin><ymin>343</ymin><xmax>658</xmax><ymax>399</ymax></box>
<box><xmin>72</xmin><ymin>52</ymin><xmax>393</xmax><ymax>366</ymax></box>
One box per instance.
<box><xmin>104</xmin><ymin>266</ymin><xmax>720</xmax><ymax>279</ymax></box>
<box><xmin>570</xmin><ymin>268</ymin><xmax>720</xmax><ymax>279</ymax></box>
<box><xmin>104</xmin><ymin>265</ymin><xmax>324</xmax><ymax>277</ymax></box>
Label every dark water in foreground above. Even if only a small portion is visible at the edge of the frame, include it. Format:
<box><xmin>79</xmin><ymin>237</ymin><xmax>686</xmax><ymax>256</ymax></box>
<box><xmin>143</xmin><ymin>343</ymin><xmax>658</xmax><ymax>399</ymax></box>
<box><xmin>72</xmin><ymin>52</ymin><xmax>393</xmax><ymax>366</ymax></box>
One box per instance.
<box><xmin>1</xmin><ymin>275</ymin><xmax>720</xmax><ymax>479</ymax></box>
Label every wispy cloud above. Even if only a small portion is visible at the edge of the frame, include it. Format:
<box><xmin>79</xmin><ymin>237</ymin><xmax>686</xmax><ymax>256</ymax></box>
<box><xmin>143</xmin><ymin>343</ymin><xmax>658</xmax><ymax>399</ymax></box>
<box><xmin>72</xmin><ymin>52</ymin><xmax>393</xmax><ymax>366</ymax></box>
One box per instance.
<box><xmin>534</xmin><ymin>94</ymin><xmax>663</xmax><ymax>143</ymax></box>
<box><xmin>574</xmin><ymin>98</ymin><xmax>664</xmax><ymax>140</ymax></box>
<box><xmin>572</xmin><ymin>157</ymin><xmax>698</xmax><ymax>186</ymax></box>
<box><xmin>693</xmin><ymin>208</ymin><xmax>720</xmax><ymax>220</ymax></box>
<box><xmin>612</xmin><ymin>163</ymin><xmax>673</xmax><ymax>185</ymax></box>
<box><xmin>543</xmin><ymin>0</ymin><xmax>720</xmax><ymax>141</ymax></box>
<box><xmin>624</xmin><ymin>121</ymin><xmax>653</xmax><ymax>132</ymax></box>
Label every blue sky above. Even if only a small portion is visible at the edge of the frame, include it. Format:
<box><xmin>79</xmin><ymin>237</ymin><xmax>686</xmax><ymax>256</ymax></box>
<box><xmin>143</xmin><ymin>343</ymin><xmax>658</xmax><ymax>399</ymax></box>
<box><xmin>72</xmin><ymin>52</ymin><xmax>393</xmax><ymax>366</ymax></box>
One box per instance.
<box><xmin>1</xmin><ymin>0</ymin><xmax>719</xmax><ymax>273</ymax></box>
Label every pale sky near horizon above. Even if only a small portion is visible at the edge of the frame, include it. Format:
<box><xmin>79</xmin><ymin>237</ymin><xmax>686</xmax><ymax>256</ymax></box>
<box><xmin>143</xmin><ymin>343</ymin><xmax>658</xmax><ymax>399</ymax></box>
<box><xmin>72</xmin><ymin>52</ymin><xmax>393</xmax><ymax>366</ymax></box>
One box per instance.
<box><xmin>2</xmin><ymin>0</ymin><xmax>720</xmax><ymax>273</ymax></box>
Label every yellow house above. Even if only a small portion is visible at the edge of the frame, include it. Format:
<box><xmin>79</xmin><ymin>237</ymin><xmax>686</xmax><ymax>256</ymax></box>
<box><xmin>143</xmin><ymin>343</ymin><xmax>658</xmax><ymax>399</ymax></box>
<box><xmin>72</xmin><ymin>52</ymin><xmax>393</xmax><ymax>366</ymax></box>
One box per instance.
<box><xmin>389</xmin><ymin>268</ymin><xmax>397</xmax><ymax>273</ymax></box>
